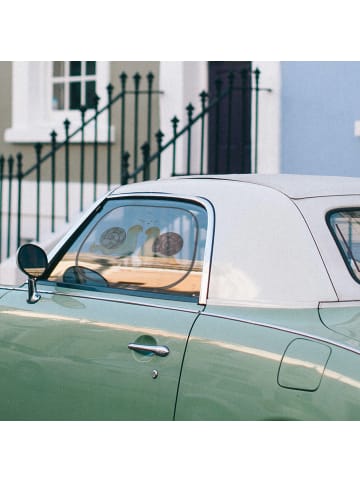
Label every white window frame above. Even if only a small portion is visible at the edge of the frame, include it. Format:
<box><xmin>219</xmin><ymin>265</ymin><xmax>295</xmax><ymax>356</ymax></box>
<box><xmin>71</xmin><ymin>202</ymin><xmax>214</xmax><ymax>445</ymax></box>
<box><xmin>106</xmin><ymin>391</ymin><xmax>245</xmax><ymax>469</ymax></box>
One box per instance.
<box><xmin>5</xmin><ymin>61</ymin><xmax>112</xmax><ymax>143</ymax></box>
<box><xmin>51</xmin><ymin>61</ymin><xmax>97</xmax><ymax>112</ymax></box>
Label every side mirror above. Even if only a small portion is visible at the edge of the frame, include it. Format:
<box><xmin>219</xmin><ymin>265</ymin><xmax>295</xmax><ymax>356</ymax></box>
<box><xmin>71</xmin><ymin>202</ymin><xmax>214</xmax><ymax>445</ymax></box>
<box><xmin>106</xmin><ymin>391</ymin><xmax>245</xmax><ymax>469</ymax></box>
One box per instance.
<box><xmin>17</xmin><ymin>244</ymin><xmax>48</xmax><ymax>304</ymax></box>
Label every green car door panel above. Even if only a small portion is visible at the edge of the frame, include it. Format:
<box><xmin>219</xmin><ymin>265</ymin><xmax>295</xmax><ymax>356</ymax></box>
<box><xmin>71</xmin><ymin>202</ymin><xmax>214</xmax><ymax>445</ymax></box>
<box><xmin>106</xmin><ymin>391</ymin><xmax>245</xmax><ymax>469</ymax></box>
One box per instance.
<box><xmin>175</xmin><ymin>307</ymin><xmax>360</xmax><ymax>420</ymax></box>
<box><xmin>0</xmin><ymin>284</ymin><xmax>200</xmax><ymax>420</ymax></box>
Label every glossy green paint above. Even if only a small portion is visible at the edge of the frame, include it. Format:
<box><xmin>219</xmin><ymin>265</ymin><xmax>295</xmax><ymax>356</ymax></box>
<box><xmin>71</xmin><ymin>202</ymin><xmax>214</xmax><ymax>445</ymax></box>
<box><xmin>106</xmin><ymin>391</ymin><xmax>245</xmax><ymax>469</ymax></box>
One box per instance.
<box><xmin>320</xmin><ymin>303</ymin><xmax>360</xmax><ymax>342</ymax></box>
<box><xmin>0</xmin><ymin>284</ymin><xmax>200</xmax><ymax>420</ymax></box>
<box><xmin>175</xmin><ymin>306</ymin><xmax>360</xmax><ymax>420</ymax></box>
<box><xmin>2</xmin><ymin>289</ymin><xmax>360</xmax><ymax>420</ymax></box>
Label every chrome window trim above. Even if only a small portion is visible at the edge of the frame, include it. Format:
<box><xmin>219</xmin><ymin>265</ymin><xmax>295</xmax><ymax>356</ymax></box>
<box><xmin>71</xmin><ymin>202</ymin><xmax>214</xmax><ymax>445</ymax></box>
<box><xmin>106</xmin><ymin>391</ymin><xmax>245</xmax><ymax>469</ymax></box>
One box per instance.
<box><xmin>48</xmin><ymin>192</ymin><xmax>215</xmax><ymax>306</ymax></box>
<box><xmin>202</xmin><ymin>311</ymin><xmax>360</xmax><ymax>356</ymax></box>
<box><xmin>11</xmin><ymin>285</ymin><xmax>202</xmax><ymax>315</ymax></box>
<box><xmin>8</xmin><ymin>284</ymin><xmax>360</xmax><ymax>355</ymax></box>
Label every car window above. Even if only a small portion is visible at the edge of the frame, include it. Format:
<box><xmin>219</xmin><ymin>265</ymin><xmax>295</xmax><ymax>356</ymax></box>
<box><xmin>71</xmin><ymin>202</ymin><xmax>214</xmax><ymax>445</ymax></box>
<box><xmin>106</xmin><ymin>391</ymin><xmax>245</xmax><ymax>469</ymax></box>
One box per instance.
<box><xmin>47</xmin><ymin>197</ymin><xmax>208</xmax><ymax>299</ymax></box>
<box><xmin>327</xmin><ymin>208</ymin><xmax>360</xmax><ymax>282</ymax></box>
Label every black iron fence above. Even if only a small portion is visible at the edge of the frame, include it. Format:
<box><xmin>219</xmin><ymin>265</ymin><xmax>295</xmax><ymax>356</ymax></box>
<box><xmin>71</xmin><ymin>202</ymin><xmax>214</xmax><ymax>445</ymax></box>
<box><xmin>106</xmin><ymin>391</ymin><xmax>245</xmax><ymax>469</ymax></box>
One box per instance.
<box><xmin>121</xmin><ymin>68</ymin><xmax>271</xmax><ymax>183</ymax></box>
<box><xmin>0</xmin><ymin>67</ymin><xmax>270</xmax><ymax>262</ymax></box>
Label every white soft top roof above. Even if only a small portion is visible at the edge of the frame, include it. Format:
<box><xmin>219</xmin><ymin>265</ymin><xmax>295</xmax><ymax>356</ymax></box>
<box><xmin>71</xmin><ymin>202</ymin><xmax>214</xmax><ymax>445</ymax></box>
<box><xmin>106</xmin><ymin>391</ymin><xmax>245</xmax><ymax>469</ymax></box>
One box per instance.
<box><xmin>109</xmin><ymin>173</ymin><xmax>360</xmax><ymax>307</ymax></box>
<box><xmin>112</xmin><ymin>174</ymin><xmax>360</xmax><ymax>199</ymax></box>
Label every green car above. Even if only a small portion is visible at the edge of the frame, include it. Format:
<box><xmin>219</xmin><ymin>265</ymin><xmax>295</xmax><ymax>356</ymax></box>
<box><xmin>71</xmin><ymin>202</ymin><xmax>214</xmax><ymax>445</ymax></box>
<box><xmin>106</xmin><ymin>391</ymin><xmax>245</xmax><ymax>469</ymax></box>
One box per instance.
<box><xmin>1</xmin><ymin>173</ymin><xmax>360</xmax><ymax>420</ymax></box>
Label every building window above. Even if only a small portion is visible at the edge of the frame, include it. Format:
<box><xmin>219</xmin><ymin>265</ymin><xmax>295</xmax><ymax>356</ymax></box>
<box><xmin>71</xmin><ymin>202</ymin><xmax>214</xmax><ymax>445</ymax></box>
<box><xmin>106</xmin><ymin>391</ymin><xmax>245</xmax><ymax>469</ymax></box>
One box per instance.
<box><xmin>52</xmin><ymin>61</ymin><xmax>97</xmax><ymax>111</ymax></box>
<box><xmin>5</xmin><ymin>61</ymin><xmax>111</xmax><ymax>143</ymax></box>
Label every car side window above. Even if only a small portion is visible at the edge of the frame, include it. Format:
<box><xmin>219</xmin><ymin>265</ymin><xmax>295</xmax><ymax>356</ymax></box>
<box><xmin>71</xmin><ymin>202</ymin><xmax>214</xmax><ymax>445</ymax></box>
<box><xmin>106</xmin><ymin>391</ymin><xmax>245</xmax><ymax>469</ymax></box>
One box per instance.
<box><xmin>327</xmin><ymin>208</ymin><xmax>360</xmax><ymax>283</ymax></box>
<box><xmin>47</xmin><ymin>197</ymin><xmax>208</xmax><ymax>299</ymax></box>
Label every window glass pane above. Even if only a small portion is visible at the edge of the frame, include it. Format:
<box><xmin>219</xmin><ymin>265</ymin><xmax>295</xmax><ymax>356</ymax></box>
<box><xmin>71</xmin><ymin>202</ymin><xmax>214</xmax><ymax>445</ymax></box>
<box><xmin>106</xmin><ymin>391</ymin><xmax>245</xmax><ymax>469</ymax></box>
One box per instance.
<box><xmin>70</xmin><ymin>61</ymin><xmax>81</xmax><ymax>76</ymax></box>
<box><xmin>328</xmin><ymin>209</ymin><xmax>360</xmax><ymax>282</ymax></box>
<box><xmin>48</xmin><ymin>198</ymin><xmax>208</xmax><ymax>299</ymax></box>
<box><xmin>52</xmin><ymin>83</ymin><xmax>64</xmax><ymax>110</ymax></box>
<box><xmin>86</xmin><ymin>61</ymin><xmax>96</xmax><ymax>75</ymax></box>
<box><xmin>85</xmin><ymin>80</ymin><xmax>96</xmax><ymax>108</ymax></box>
<box><xmin>53</xmin><ymin>61</ymin><xmax>64</xmax><ymax>77</ymax></box>
<box><xmin>70</xmin><ymin>81</ymin><xmax>81</xmax><ymax>109</ymax></box>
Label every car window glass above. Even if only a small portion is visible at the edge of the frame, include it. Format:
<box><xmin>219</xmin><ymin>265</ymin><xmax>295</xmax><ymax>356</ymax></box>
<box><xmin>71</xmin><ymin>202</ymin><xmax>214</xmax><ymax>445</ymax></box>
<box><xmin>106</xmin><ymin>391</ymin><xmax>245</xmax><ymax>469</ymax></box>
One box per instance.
<box><xmin>328</xmin><ymin>209</ymin><xmax>360</xmax><ymax>282</ymax></box>
<box><xmin>47</xmin><ymin>198</ymin><xmax>208</xmax><ymax>299</ymax></box>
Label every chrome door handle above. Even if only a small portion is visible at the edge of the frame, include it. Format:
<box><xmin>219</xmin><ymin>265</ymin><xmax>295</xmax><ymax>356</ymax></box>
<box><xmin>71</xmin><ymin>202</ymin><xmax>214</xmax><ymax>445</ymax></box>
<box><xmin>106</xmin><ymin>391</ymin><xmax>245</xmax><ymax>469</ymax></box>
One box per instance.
<box><xmin>128</xmin><ymin>343</ymin><xmax>170</xmax><ymax>357</ymax></box>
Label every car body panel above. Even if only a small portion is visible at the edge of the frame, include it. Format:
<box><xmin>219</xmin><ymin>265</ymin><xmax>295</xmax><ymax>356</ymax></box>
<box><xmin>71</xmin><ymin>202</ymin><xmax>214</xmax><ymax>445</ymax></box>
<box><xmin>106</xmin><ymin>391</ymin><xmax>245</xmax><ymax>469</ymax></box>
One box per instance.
<box><xmin>0</xmin><ymin>284</ymin><xmax>200</xmax><ymax>420</ymax></box>
<box><xmin>2</xmin><ymin>174</ymin><xmax>360</xmax><ymax>420</ymax></box>
<box><xmin>175</xmin><ymin>307</ymin><xmax>360</xmax><ymax>420</ymax></box>
<box><xmin>319</xmin><ymin>301</ymin><xmax>360</xmax><ymax>343</ymax></box>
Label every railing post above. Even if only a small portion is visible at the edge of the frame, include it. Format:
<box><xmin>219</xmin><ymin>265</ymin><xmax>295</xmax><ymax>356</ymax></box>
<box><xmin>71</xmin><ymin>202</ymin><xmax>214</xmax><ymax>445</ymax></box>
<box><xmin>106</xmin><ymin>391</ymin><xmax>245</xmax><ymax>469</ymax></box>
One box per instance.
<box><xmin>147</xmin><ymin>72</ymin><xmax>154</xmax><ymax>149</ymax></box>
<box><xmin>141</xmin><ymin>142</ymin><xmax>150</xmax><ymax>181</ymax></box>
<box><xmin>50</xmin><ymin>130</ymin><xmax>57</xmax><ymax>232</ymax></box>
<box><xmin>106</xmin><ymin>83</ymin><xmax>114</xmax><ymax>190</ymax></box>
<box><xmin>120</xmin><ymin>72</ymin><xmax>127</xmax><ymax>181</ymax></box>
<box><xmin>253</xmin><ymin>67</ymin><xmax>260</xmax><ymax>174</ymax></box>
<box><xmin>0</xmin><ymin>155</ymin><xmax>3</xmax><ymax>262</ymax></box>
<box><xmin>93</xmin><ymin>93</ymin><xmax>100</xmax><ymax>201</ymax></box>
<box><xmin>171</xmin><ymin>116</ymin><xmax>179</xmax><ymax>177</ymax></box>
<box><xmin>34</xmin><ymin>143</ymin><xmax>42</xmax><ymax>242</ymax></box>
<box><xmin>155</xmin><ymin>130</ymin><xmax>164</xmax><ymax>179</ymax></box>
<box><xmin>79</xmin><ymin>105</ymin><xmax>87</xmax><ymax>212</ymax></box>
<box><xmin>121</xmin><ymin>151</ymin><xmax>130</xmax><ymax>185</ymax></box>
<box><xmin>16</xmin><ymin>152</ymin><xmax>23</xmax><ymax>249</ymax></box>
<box><xmin>64</xmin><ymin>118</ymin><xmax>70</xmax><ymax>223</ymax></box>
<box><xmin>133</xmin><ymin>73</ymin><xmax>141</xmax><ymax>182</ymax></box>
<box><xmin>186</xmin><ymin>103</ymin><xmax>194</xmax><ymax>175</ymax></box>
<box><xmin>199</xmin><ymin>91</ymin><xmax>208</xmax><ymax>175</ymax></box>
<box><xmin>6</xmin><ymin>155</ymin><xmax>14</xmax><ymax>258</ymax></box>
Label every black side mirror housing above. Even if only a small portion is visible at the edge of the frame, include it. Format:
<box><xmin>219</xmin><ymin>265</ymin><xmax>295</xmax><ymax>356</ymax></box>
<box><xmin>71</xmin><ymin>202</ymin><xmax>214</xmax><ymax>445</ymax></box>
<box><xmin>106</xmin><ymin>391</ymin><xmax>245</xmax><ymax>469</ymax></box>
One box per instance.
<box><xmin>17</xmin><ymin>244</ymin><xmax>48</xmax><ymax>303</ymax></box>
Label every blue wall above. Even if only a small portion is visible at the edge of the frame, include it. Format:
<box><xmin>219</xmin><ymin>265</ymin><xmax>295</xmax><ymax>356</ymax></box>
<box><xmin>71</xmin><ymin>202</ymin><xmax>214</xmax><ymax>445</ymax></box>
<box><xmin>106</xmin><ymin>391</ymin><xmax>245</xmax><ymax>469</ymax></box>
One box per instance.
<box><xmin>281</xmin><ymin>62</ymin><xmax>360</xmax><ymax>176</ymax></box>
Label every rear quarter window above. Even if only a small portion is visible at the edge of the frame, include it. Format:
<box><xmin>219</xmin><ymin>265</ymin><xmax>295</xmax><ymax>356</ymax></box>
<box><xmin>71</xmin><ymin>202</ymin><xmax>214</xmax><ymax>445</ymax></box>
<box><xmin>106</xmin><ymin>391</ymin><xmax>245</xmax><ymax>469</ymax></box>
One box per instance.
<box><xmin>327</xmin><ymin>208</ymin><xmax>360</xmax><ymax>283</ymax></box>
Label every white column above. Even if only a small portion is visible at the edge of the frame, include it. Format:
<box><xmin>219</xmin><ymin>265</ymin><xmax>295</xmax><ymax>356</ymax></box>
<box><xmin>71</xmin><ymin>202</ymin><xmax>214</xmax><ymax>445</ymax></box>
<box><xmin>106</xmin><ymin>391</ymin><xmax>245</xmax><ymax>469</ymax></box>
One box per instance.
<box><xmin>159</xmin><ymin>61</ymin><xmax>208</xmax><ymax>177</ymax></box>
<box><xmin>252</xmin><ymin>61</ymin><xmax>281</xmax><ymax>174</ymax></box>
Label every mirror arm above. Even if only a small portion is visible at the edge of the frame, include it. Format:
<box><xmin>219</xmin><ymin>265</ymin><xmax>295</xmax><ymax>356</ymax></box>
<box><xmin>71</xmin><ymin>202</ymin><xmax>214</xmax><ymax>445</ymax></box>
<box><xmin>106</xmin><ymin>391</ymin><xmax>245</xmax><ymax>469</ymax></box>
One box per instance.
<box><xmin>27</xmin><ymin>277</ymin><xmax>41</xmax><ymax>304</ymax></box>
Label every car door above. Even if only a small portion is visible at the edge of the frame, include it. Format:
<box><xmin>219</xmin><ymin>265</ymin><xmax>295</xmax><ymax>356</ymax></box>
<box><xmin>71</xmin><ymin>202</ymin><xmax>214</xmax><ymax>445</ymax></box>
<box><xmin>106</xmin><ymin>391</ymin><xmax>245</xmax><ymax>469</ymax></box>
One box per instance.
<box><xmin>0</xmin><ymin>194</ymin><xmax>211</xmax><ymax>420</ymax></box>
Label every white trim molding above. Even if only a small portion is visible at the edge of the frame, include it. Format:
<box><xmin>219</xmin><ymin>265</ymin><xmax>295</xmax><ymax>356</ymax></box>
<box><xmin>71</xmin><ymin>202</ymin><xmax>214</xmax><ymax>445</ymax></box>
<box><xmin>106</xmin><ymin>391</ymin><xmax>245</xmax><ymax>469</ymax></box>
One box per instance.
<box><xmin>5</xmin><ymin>61</ymin><xmax>112</xmax><ymax>143</ymax></box>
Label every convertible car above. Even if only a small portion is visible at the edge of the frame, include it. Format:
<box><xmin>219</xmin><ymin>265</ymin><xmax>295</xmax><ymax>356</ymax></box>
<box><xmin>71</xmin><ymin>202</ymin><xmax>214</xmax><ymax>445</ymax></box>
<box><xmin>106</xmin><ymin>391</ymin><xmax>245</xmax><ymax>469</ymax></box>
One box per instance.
<box><xmin>1</xmin><ymin>173</ymin><xmax>360</xmax><ymax>420</ymax></box>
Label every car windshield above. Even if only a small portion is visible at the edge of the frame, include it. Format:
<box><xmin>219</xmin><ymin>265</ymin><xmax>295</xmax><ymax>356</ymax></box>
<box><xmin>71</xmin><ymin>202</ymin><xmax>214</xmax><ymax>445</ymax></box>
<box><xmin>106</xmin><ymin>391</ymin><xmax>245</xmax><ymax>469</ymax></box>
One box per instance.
<box><xmin>328</xmin><ymin>209</ymin><xmax>360</xmax><ymax>282</ymax></box>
